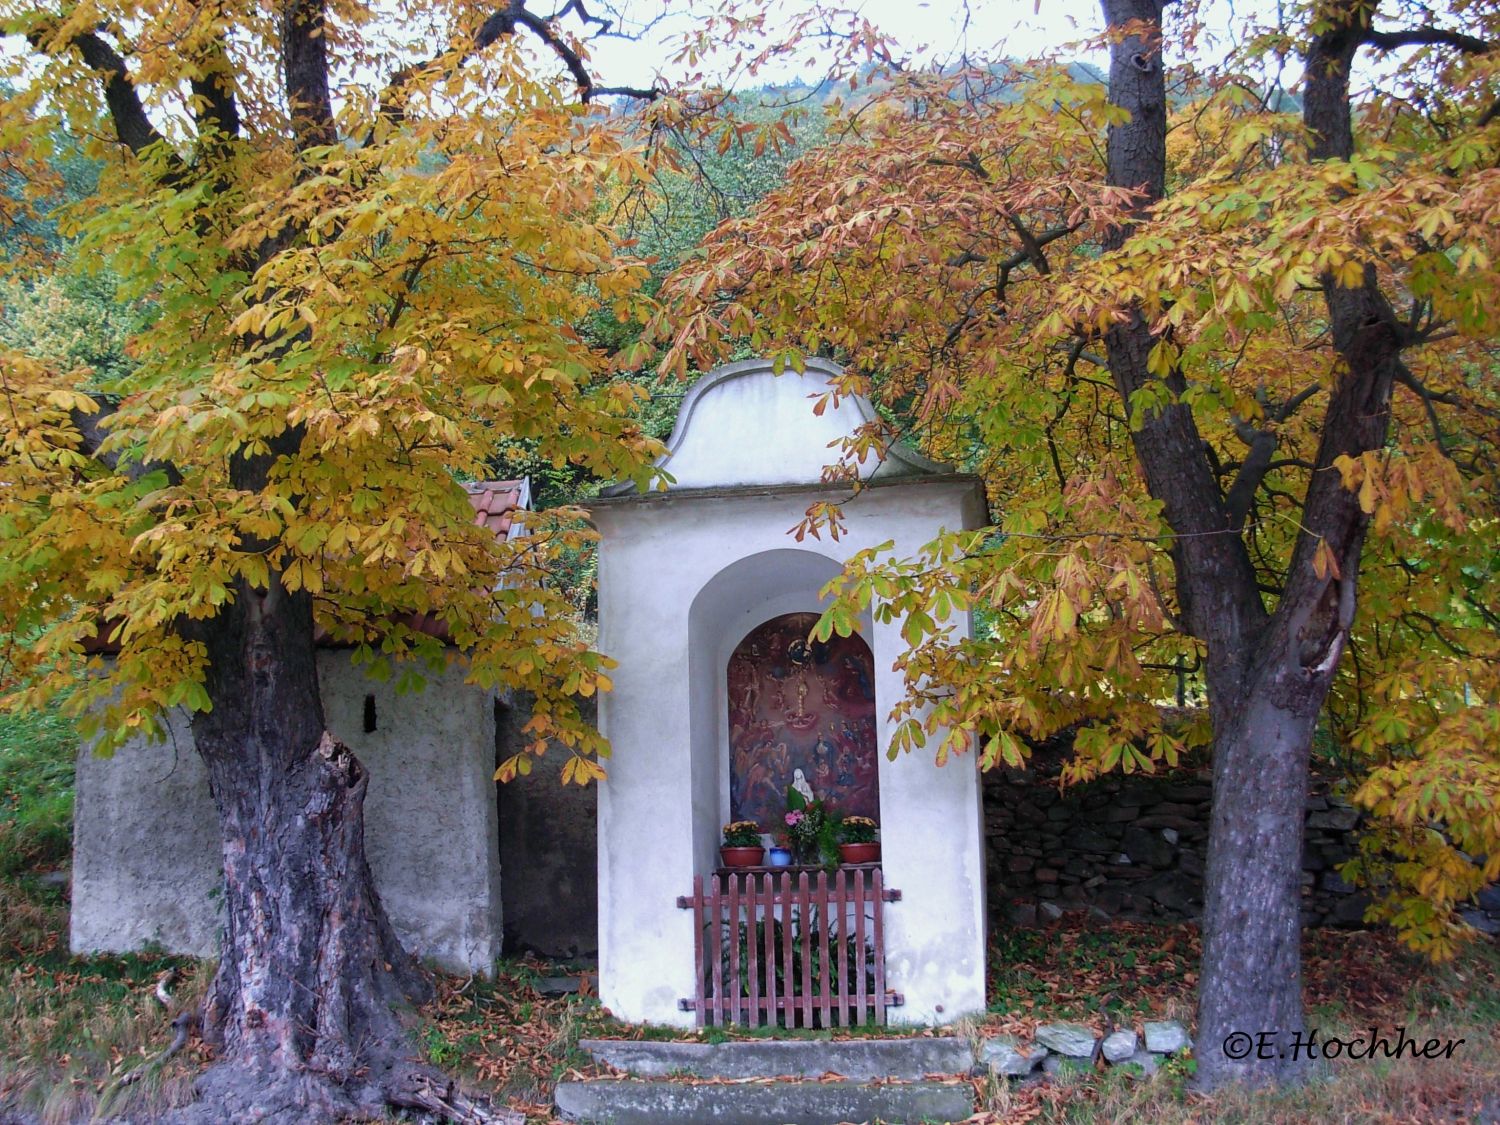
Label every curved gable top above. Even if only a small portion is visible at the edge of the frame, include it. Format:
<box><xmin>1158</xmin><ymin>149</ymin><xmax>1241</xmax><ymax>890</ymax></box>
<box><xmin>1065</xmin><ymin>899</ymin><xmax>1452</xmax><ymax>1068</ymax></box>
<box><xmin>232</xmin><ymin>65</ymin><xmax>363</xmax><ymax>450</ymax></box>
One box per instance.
<box><xmin>607</xmin><ymin>357</ymin><xmax>945</xmax><ymax>495</ymax></box>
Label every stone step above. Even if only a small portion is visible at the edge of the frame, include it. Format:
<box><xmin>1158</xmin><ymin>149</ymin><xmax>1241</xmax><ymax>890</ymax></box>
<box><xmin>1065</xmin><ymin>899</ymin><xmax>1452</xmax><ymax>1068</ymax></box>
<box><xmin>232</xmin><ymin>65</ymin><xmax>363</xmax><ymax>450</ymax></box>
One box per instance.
<box><xmin>554</xmin><ymin>1078</ymin><xmax>973</xmax><ymax>1125</ymax></box>
<box><xmin>578</xmin><ymin>1036</ymin><xmax>973</xmax><ymax>1081</ymax></box>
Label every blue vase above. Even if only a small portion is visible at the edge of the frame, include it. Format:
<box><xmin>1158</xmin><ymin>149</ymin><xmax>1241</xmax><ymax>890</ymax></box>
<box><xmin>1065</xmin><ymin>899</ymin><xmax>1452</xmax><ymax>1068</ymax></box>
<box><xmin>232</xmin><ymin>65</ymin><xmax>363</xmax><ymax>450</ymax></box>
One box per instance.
<box><xmin>767</xmin><ymin>847</ymin><xmax>793</xmax><ymax>867</ymax></box>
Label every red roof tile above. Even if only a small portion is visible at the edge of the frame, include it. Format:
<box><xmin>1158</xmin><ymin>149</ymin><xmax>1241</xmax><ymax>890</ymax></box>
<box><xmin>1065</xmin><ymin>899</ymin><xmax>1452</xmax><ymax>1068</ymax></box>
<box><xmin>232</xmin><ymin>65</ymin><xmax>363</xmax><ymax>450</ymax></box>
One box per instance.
<box><xmin>465</xmin><ymin>479</ymin><xmax>529</xmax><ymax>541</ymax></box>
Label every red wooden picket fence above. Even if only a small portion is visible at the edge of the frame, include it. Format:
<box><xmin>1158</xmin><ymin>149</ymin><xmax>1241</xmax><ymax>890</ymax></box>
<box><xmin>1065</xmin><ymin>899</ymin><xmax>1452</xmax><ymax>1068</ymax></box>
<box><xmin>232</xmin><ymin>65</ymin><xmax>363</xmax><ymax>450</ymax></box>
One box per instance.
<box><xmin>676</xmin><ymin>866</ymin><xmax>902</xmax><ymax>1028</ymax></box>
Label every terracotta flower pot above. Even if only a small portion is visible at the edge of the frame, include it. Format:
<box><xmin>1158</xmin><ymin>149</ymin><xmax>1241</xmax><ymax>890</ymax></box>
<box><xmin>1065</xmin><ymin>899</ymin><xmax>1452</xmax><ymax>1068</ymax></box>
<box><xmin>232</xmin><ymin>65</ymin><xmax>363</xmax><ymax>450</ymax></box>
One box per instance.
<box><xmin>838</xmin><ymin>842</ymin><xmax>881</xmax><ymax>865</ymax></box>
<box><xmin>720</xmin><ymin>846</ymin><xmax>765</xmax><ymax>868</ymax></box>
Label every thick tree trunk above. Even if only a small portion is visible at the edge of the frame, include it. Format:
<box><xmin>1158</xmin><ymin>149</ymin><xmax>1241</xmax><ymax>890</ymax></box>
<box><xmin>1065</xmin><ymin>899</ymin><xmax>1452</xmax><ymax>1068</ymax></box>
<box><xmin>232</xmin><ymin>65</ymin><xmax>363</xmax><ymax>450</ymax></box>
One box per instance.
<box><xmin>185</xmin><ymin>579</ymin><xmax>422</xmax><ymax>1121</ymax></box>
<box><xmin>1194</xmin><ymin>658</ymin><xmax>1321</xmax><ymax>1084</ymax></box>
<box><xmin>163</xmin><ymin>444</ymin><xmax>512</xmax><ymax>1124</ymax></box>
<box><xmin>1098</xmin><ymin>0</ymin><xmax>1400</xmax><ymax>1091</ymax></box>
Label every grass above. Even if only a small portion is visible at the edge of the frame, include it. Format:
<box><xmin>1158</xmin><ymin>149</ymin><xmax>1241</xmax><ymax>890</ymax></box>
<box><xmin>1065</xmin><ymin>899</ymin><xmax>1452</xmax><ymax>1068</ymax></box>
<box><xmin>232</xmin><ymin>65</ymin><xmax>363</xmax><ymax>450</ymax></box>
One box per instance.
<box><xmin>972</xmin><ymin>917</ymin><xmax>1500</xmax><ymax>1125</ymax></box>
<box><xmin>0</xmin><ymin>699</ymin><xmax>77</xmax><ymax>880</ymax></box>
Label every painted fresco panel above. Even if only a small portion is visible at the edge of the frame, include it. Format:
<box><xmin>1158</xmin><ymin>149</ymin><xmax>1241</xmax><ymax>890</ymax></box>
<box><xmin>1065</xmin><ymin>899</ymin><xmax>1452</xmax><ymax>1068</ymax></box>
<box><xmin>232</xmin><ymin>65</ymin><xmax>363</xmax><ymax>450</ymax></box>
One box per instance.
<box><xmin>728</xmin><ymin>612</ymin><xmax>878</xmax><ymax>831</ymax></box>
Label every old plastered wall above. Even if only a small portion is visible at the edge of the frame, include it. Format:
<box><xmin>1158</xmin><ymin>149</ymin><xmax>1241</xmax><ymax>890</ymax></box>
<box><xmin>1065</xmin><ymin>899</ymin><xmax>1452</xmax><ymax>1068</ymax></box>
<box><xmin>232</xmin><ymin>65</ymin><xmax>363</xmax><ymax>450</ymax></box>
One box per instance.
<box><xmin>71</xmin><ymin>653</ymin><xmax>503</xmax><ymax>974</ymax></box>
<box><xmin>591</xmin><ymin>357</ymin><xmax>990</xmax><ymax>1028</ymax></box>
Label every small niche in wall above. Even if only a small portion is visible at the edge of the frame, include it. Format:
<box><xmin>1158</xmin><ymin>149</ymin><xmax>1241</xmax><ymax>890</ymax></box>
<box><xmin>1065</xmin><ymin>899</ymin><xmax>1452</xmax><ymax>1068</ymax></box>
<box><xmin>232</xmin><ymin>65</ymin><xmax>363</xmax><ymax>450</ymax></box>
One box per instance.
<box><xmin>363</xmin><ymin>694</ymin><xmax>377</xmax><ymax>733</ymax></box>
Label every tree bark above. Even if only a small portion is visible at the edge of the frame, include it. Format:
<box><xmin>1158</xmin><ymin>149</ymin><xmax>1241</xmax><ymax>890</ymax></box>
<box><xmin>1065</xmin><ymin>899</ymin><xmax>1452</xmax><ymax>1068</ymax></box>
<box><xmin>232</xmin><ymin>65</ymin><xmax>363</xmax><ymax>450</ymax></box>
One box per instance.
<box><xmin>167</xmin><ymin>441</ymin><xmax>514</xmax><ymax>1123</ymax></box>
<box><xmin>1098</xmin><ymin>0</ymin><xmax>1400</xmax><ymax>1090</ymax></box>
<box><xmin>187</xmin><ymin>577</ymin><xmax>431</xmax><ymax>1121</ymax></box>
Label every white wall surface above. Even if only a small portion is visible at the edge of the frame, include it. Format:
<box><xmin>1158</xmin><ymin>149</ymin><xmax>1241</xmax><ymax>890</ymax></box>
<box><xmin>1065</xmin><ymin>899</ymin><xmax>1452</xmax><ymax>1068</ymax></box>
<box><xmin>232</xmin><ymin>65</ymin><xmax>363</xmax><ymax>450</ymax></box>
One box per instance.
<box><xmin>71</xmin><ymin>654</ymin><xmax>504</xmax><ymax>975</ymax></box>
<box><xmin>614</xmin><ymin>357</ymin><xmax>941</xmax><ymax>495</ymax></box>
<box><xmin>592</xmin><ymin>476</ymin><xmax>988</xmax><ymax>1027</ymax></box>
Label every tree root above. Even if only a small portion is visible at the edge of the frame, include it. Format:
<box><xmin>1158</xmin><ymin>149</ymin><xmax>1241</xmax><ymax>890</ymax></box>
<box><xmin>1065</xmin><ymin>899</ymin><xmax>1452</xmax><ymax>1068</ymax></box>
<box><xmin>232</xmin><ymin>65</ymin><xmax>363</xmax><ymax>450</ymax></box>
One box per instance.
<box><xmin>139</xmin><ymin>1019</ymin><xmax>524</xmax><ymax>1125</ymax></box>
<box><xmin>114</xmin><ymin>1011</ymin><xmax>198</xmax><ymax>1090</ymax></box>
<box><xmin>154</xmin><ymin>968</ymin><xmax>180</xmax><ymax>1007</ymax></box>
<box><xmin>386</xmin><ymin>1067</ymin><xmax>523</xmax><ymax>1124</ymax></box>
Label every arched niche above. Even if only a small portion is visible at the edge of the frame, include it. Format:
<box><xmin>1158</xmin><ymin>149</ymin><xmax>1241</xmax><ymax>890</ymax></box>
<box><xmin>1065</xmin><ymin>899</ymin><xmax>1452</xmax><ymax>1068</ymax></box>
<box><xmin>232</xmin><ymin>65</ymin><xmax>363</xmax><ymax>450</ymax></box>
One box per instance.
<box><xmin>727</xmin><ymin>612</ymin><xmax>878</xmax><ymax>832</ymax></box>
<box><xmin>685</xmin><ymin>549</ymin><xmax>872</xmax><ymax>875</ymax></box>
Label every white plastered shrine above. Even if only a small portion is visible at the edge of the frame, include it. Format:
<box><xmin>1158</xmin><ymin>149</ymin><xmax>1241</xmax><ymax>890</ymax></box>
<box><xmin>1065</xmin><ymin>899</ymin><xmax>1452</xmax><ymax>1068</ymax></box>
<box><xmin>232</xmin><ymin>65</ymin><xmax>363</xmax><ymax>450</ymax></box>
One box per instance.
<box><xmin>589</xmin><ymin>357</ymin><xmax>988</xmax><ymax>1026</ymax></box>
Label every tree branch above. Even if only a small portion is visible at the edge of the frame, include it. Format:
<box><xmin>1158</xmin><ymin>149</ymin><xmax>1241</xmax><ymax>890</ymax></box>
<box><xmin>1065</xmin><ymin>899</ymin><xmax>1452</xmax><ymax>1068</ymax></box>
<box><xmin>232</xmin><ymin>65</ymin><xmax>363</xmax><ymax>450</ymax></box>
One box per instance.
<box><xmin>280</xmin><ymin>0</ymin><xmax>338</xmax><ymax>149</ymax></box>
<box><xmin>188</xmin><ymin>18</ymin><xmax>242</xmax><ymax>142</ymax></box>
<box><xmin>68</xmin><ymin>398</ymin><xmax>183</xmax><ymax>485</ymax></box>
<box><xmin>29</xmin><ymin>27</ymin><xmax>173</xmax><ymax>160</ymax></box>
<box><xmin>1365</xmin><ymin>26</ymin><xmax>1495</xmax><ymax>55</ymax></box>
<box><xmin>508</xmin><ymin>5</ymin><xmax>657</xmax><ymax>100</ymax></box>
<box><xmin>1392</xmin><ymin>365</ymin><xmax>1451</xmax><ymax>454</ymax></box>
<box><xmin>370</xmin><ymin>0</ymin><xmax>660</xmax><ymax>142</ymax></box>
<box><xmin>1224</xmin><ymin>425</ymin><xmax>1276</xmax><ymax>532</ymax></box>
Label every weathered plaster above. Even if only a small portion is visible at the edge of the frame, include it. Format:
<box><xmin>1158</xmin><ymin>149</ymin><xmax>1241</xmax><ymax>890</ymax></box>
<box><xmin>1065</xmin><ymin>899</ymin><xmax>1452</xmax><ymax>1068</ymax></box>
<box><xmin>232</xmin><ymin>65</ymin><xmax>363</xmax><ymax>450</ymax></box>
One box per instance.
<box><xmin>71</xmin><ymin>654</ymin><xmax>503</xmax><ymax>975</ymax></box>
<box><xmin>604</xmin><ymin>357</ymin><xmax>943</xmax><ymax>497</ymax></box>
<box><xmin>71</xmin><ymin>705</ymin><xmax>222</xmax><ymax>957</ymax></box>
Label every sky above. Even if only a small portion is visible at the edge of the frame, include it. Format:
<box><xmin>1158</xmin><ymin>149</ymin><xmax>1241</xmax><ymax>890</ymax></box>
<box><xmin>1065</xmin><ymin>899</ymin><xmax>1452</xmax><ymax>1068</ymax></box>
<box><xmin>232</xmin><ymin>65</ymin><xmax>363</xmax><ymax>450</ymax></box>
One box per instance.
<box><xmin>574</xmin><ymin>0</ymin><xmax>1286</xmax><ymax>92</ymax></box>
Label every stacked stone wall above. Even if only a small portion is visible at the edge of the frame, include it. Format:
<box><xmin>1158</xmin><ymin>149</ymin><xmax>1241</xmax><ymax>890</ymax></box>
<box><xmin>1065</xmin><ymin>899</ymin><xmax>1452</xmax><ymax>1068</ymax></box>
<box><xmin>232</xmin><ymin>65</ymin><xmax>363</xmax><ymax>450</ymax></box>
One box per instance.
<box><xmin>984</xmin><ymin>747</ymin><xmax>1371</xmax><ymax>928</ymax></box>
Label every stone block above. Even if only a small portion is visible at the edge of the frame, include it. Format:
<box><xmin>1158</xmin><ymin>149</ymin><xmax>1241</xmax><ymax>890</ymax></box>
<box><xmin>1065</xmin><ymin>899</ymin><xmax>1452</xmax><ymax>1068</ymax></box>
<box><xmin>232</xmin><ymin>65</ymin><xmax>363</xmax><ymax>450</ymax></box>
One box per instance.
<box><xmin>1307</xmin><ymin>806</ymin><xmax>1360</xmax><ymax>831</ymax></box>
<box><xmin>1166</xmin><ymin>784</ymin><xmax>1212</xmax><ymax>802</ymax></box>
<box><xmin>979</xmin><ymin>1035</ymin><xmax>1047</xmax><ymax>1077</ymax></box>
<box><xmin>1093</xmin><ymin>888</ymin><xmax>1124</xmax><ymax>914</ymax></box>
<box><xmin>1042</xmin><ymin>1055</ymin><xmax>1092</xmax><ymax>1077</ymax></box>
<box><xmin>1070</xmin><ymin>828</ymin><xmax>1115</xmax><ymax>852</ymax></box>
<box><xmin>1117</xmin><ymin>1049</ymin><xmax>1160</xmax><ymax>1077</ymax></box>
<box><xmin>1122</xmin><ymin>826</ymin><xmax>1176</xmax><ymax>868</ymax></box>
<box><xmin>1460</xmin><ymin>908</ymin><xmax>1500</xmax><ymax>937</ymax></box>
<box><xmin>1102</xmin><ymin>1030</ymin><xmax>1138</xmax><ymax>1062</ymax></box>
<box><xmin>1143</xmin><ymin>1020</ymin><xmax>1192</xmax><ymax>1054</ymax></box>
<box><xmin>1035</xmin><ymin>1023</ymin><xmax>1098</xmax><ymax>1058</ymax></box>
<box><xmin>1140</xmin><ymin>873</ymin><xmax>1198</xmax><ymax>914</ymax></box>
<box><xmin>1144</xmin><ymin>802</ymin><xmax>1199</xmax><ymax>818</ymax></box>
<box><xmin>1321</xmin><ymin>870</ymin><xmax>1354</xmax><ymax>894</ymax></box>
<box><xmin>554</xmin><ymin>1079</ymin><xmax>974</xmax><ymax>1125</ymax></box>
<box><xmin>1014</xmin><ymin>800</ymin><xmax>1045</xmax><ymax>823</ymax></box>
<box><xmin>1131</xmin><ymin>814</ymin><xmax>1201</xmax><ymax>834</ymax></box>
<box><xmin>577</xmin><ymin>1037</ymin><xmax>974</xmax><ymax>1081</ymax></box>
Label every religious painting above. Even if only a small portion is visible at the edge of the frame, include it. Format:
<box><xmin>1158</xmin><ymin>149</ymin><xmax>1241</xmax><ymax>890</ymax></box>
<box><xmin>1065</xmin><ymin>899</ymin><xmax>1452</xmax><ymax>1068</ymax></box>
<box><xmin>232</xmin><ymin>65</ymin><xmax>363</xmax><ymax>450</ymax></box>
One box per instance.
<box><xmin>727</xmin><ymin>611</ymin><xmax>879</xmax><ymax>832</ymax></box>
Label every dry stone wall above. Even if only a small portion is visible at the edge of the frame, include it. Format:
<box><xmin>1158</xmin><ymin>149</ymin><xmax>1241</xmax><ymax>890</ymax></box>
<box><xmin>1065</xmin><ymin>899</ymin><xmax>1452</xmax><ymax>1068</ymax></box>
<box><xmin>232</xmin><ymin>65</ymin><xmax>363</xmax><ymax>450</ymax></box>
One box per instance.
<box><xmin>984</xmin><ymin>744</ymin><xmax>1372</xmax><ymax>928</ymax></box>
